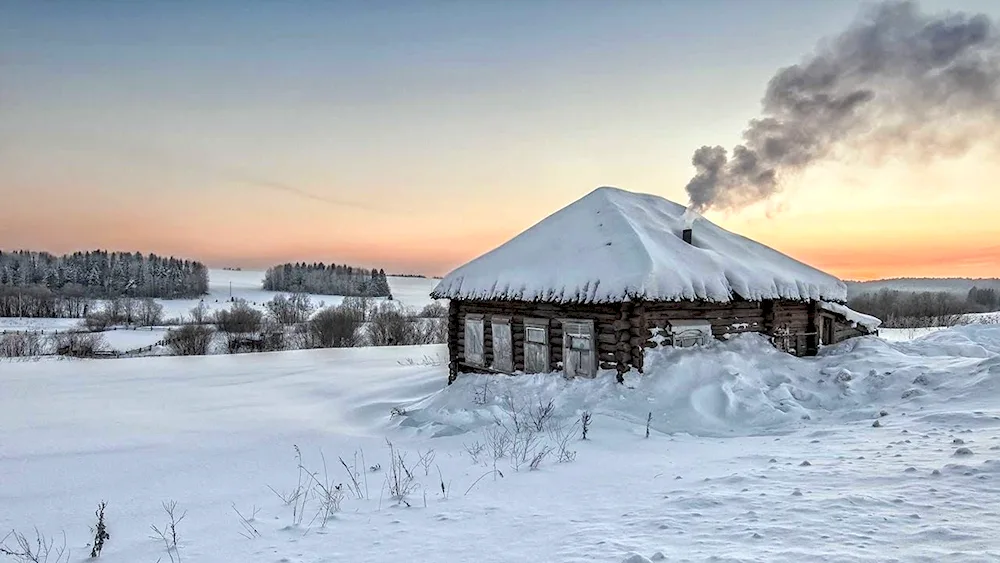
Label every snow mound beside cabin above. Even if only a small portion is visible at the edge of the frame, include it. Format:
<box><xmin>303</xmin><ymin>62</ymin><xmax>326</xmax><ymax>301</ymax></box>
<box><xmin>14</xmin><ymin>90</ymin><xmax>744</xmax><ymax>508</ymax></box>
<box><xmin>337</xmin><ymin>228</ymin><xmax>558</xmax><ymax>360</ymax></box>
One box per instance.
<box><xmin>399</xmin><ymin>325</ymin><xmax>1000</xmax><ymax>437</ymax></box>
<box><xmin>432</xmin><ymin>186</ymin><xmax>847</xmax><ymax>304</ymax></box>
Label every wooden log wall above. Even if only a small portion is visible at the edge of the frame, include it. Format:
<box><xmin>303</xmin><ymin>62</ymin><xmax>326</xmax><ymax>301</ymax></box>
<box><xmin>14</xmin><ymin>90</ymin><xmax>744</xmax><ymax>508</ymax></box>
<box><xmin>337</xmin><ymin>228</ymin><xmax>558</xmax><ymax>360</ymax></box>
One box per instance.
<box><xmin>452</xmin><ymin>299</ymin><xmax>625</xmax><ymax>376</ymax></box>
<box><xmin>643</xmin><ymin>300</ymin><xmax>766</xmax><ymax>341</ymax></box>
<box><xmin>448</xmin><ymin>297</ymin><xmax>826</xmax><ymax>383</ymax></box>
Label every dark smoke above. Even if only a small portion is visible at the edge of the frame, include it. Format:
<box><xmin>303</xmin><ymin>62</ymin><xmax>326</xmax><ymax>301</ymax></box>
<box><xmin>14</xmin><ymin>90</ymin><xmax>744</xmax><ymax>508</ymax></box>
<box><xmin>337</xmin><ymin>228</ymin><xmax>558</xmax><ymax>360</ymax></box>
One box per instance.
<box><xmin>685</xmin><ymin>1</ymin><xmax>1000</xmax><ymax>213</ymax></box>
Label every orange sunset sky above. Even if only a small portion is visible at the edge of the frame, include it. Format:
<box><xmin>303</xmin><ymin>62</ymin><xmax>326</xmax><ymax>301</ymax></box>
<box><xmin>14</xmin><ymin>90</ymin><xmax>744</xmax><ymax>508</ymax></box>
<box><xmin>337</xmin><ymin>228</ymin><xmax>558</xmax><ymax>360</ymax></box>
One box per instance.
<box><xmin>2</xmin><ymin>0</ymin><xmax>999</xmax><ymax>281</ymax></box>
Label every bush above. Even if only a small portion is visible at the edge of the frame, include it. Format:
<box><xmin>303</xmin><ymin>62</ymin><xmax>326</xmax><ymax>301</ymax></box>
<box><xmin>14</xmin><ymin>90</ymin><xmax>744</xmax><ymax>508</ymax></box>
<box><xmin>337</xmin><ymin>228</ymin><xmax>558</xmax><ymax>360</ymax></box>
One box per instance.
<box><xmin>84</xmin><ymin>311</ymin><xmax>116</xmax><ymax>331</ymax></box>
<box><xmin>55</xmin><ymin>332</ymin><xmax>105</xmax><ymax>357</ymax></box>
<box><xmin>166</xmin><ymin>324</ymin><xmax>215</xmax><ymax>356</ymax></box>
<box><xmin>0</xmin><ymin>332</ymin><xmax>45</xmax><ymax>358</ymax></box>
<box><xmin>305</xmin><ymin>306</ymin><xmax>362</xmax><ymax>348</ymax></box>
<box><xmin>367</xmin><ymin>303</ymin><xmax>417</xmax><ymax>346</ymax></box>
<box><xmin>406</xmin><ymin>318</ymin><xmax>446</xmax><ymax>345</ymax></box>
<box><xmin>214</xmin><ymin>302</ymin><xmax>263</xmax><ymax>335</ymax></box>
<box><xmin>417</xmin><ymin>302</ymin><xmax>448</xmax><ymax>318</ymax></box>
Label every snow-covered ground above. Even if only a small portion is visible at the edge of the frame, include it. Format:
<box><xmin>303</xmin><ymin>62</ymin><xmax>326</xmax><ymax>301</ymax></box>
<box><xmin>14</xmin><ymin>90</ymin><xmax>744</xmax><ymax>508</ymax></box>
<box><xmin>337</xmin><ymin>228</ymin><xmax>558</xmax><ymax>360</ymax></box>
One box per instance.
<box><xmin>3</xmin><ymin>327</ymin><xmax>1000</xmax><ymax>562</ymax></box>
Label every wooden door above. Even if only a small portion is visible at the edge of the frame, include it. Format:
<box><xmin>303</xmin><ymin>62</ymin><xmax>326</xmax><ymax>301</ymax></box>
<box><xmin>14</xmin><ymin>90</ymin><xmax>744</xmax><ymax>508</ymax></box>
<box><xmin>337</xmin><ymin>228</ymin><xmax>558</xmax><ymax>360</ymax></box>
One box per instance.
<box><xmin>523</xmin><ymin>321</ymin><xmax>549</xmax><ymax>373</ymax></box>
<box><xmin>562</xmin><ymin>320</ymin><xmax>595</xmax><ymax>378</ymax></box>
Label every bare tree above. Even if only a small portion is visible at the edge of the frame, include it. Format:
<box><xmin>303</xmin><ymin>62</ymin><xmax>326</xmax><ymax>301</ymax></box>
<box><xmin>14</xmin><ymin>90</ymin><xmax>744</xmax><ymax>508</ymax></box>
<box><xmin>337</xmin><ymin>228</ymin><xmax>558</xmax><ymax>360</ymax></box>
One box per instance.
<box><xmin>340</xmin><ymin>296</ymin><xmax>373</xmax><ymax>322</ymax></box>
<box><xmin>137</xmin><ymin>298</ymin><xmax>164</xmax><ymax>327</ymax></box>
<box><xmin>266</xmin><ymin>294</ymin><xmax>315</xmax><ymax>325</ymax></box>
<box><xmin>189</xmin><ymin>302</ymin><xmax>208</xmax><ymax>324</ymax></box>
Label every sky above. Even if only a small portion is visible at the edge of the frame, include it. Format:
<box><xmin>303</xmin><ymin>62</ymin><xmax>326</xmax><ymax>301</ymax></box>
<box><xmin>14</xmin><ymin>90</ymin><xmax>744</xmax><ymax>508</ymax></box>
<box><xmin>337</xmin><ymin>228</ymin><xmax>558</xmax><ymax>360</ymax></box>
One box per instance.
<box><xmin>2</xmin><ymin>0</ymin><xmax>999</xmax><ymax>280</ymax></box>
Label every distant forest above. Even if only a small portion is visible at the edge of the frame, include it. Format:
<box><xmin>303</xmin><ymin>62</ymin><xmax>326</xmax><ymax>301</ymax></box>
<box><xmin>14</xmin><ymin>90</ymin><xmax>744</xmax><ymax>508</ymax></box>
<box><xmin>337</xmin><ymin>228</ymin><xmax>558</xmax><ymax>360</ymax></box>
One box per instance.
<box><xmin>0</xmin><ymin>250</ymin><xmax>208</xmax><ymax>318</ymax></box>
<box><xmin>263</xmin><ymin>263</ymin><xmax>392</xmax><ymax>297</ymax></box>
<box><xmin>849</xmin><ymin>286</ymin><xmax>1000</xmax><ymax>328</ymax></box>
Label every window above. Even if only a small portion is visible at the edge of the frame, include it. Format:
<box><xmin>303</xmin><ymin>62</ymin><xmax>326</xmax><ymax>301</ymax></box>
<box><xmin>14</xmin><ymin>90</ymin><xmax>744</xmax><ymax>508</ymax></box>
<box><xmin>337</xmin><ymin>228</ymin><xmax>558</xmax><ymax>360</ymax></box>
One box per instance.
<box><xmin>523</xmin><ymin>318</ymin><xmax>549</xmax><ymax>374</ymax></box>
<box><xmin>821</xmin><ymin>317</ymin><xmax>834</xmax><ymax>345</ymax></box>
<box><xmin>464</xmin><ymin>315</ymin><xmax>484</xmax><ymax>366</ymax></box>
<box><xmin>667</xmin><ymin>320</ymin><xmax>712</xmax><ymax>348</ymax></box>
<box><xmin>562</xmin><ymin>319</ymin><xmax>595</xmax><ymax>378</ymax></box>
<box><xmin>491</xmin><ymin>317</ymin><xmax>513</xmax><ymax>373</ymax></box>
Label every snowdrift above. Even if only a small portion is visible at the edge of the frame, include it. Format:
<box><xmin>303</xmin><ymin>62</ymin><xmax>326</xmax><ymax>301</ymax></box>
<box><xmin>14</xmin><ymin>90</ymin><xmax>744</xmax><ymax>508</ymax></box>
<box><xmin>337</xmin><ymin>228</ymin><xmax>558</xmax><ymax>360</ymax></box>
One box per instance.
<box><xmin>401</xmin><ymin>325</ymin><xmax>1000</xmax><ymax>437</ymax></box>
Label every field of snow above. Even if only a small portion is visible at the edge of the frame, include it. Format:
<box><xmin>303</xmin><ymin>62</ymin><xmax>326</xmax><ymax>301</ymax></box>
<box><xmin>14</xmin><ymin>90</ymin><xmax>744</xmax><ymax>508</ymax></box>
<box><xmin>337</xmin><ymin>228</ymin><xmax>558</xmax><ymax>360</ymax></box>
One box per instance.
<box><xmin>3</xmin><ymin>327</ymin><xmax>1000</xmax><ymax>562</ymax></box>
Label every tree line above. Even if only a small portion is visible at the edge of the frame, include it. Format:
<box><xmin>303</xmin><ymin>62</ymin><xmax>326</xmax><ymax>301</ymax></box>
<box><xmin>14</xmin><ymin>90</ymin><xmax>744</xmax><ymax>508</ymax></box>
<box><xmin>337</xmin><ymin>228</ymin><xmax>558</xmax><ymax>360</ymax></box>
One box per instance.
<box><xmin>263</xmin><ymin>262</ymin><xmax>392</xmax><ymax>297</ymax></box>
<box><xmin>0</xmin><ymin>250</ymin><xmax>208</xmax><ymax>318</ymax></box>
<box><xmin>848</xmin><ymin>287</ymin><xmax>1000</xmax><ymax>328</ymax></box>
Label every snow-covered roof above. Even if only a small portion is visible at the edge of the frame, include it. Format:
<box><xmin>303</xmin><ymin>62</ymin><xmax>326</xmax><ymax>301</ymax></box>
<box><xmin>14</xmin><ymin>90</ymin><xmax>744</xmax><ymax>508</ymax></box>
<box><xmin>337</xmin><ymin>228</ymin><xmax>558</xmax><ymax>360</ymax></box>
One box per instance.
<box><xmin>819</xmin><ymin>301</ymin><xmax>882</xmax><ymax>331</ymax></box>
<box><xmin>432</xmin><ymin>187</ymin><xmax>848</xmax><ymax>304</ymax></box>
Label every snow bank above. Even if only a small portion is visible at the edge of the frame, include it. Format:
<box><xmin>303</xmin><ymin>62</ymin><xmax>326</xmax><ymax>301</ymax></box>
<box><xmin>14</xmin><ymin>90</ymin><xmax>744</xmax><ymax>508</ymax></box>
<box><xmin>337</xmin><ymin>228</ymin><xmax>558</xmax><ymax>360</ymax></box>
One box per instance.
<box><xmin>432</xmin><ymin>187</ymin><xmax>847</xmax><ymax>304</ymax></box>
<box><xmin>403</xmin><ymin>325</ymin><xmax>1000</xmax><ymax>437</ymax></box>
<box><xmin>820</xmin><ymin>300</ymin><xmax>883</xmax><ymax>330</ymax></box>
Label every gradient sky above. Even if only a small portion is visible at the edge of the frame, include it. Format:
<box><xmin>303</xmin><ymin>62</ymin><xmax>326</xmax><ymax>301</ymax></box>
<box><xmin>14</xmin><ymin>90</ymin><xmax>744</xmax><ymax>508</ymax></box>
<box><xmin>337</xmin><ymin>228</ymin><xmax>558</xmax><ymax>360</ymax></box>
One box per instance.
<box><xmin>3</xmin><ymin>0</ymin><xmax>999</xmax><ymax>280</ymax></box>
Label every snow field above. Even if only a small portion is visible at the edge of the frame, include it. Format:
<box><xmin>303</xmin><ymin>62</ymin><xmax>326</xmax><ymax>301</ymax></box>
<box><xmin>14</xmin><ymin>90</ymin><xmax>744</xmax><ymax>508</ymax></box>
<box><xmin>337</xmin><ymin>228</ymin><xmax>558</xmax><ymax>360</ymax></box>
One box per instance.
<box><xmin>2</xmin><ymin>327</ymin><xmax>1000</xmax><ymax>561</ymax></box>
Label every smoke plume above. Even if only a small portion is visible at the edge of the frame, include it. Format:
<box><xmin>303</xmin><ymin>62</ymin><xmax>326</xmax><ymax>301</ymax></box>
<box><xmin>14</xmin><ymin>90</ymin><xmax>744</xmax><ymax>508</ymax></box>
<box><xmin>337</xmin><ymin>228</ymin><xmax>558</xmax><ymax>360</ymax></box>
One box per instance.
<box><xmin>685</xmin><ymin>1</ymin><xmax>1000</xmax><ymax>213</ymax></box>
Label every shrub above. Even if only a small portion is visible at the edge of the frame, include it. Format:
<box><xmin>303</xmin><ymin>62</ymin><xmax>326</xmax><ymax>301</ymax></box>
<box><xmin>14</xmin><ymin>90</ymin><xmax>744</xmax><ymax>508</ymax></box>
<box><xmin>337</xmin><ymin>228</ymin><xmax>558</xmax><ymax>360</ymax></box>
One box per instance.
<box><xmin>215</xmin><ymin>302</ymin><xmax>267</xmax><ymax>353</ymax></box>
<box><xmin>83</xmin><ymin>311</ymin><xmax>115</xmax><ymax>331</ymax></box>
<box><xmin>165</xmin><ymin>324</ymin><xmax>215</xmax><ymax>356</ymax></box>
<box><xmin>413</xmin><ymin>318</ymin><xmax>446</xmax><ymax>345</ymax></box>
<box><xmin>0</xmin><ymin>332</ymin><xmax>44</xmax><ymax>358</ymax></box>
<box><xmin>55</xmin><ymin>332</ymin><xmax>105</xmax><ymax>357</ymax></box>
<box><xmin>214</xmin><ymin>302</ymin><xmax>263</xmax><ymax>335</ymax></box>
<box><xmin>417</xmin><ymin>302</ymin><xmax>448</xmax><ymax>318</ymax></box>
<box><xmin>306</xmin><ymin>306</ymin><xmax>362</xmax><ymax>348</ymax></box>
<box><xmin>367</xmin><ymin>303</ymin><xmax>417</xmax><ymax>346</ymax></box>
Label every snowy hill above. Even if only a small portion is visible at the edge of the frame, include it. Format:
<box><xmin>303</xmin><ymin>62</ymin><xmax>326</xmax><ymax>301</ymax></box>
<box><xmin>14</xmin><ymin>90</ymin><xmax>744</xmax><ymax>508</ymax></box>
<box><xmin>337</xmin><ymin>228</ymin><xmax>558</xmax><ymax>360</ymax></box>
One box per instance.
<box><xmin>3</xmin><ymin>327</ymin><xmax>1000</xmax><ymax>561</ymax></box>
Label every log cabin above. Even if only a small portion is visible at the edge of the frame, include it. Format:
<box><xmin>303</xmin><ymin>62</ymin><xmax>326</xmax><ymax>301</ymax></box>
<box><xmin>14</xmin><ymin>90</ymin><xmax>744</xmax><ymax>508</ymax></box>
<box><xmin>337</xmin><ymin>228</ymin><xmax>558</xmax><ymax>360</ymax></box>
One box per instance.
<box><xmin>431</xmin><ymin>187</ymin><xmax>880</xmax><ymax>384</ymax></box>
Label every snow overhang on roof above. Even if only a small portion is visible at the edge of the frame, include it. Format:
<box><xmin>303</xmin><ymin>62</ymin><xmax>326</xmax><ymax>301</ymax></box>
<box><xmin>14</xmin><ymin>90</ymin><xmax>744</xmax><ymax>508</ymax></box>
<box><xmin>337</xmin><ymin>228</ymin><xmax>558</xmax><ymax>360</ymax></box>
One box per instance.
<box><xmin>432</xmin><ymin>187</ymin><xmax>848</xmax><ymax>305</ymax></box>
